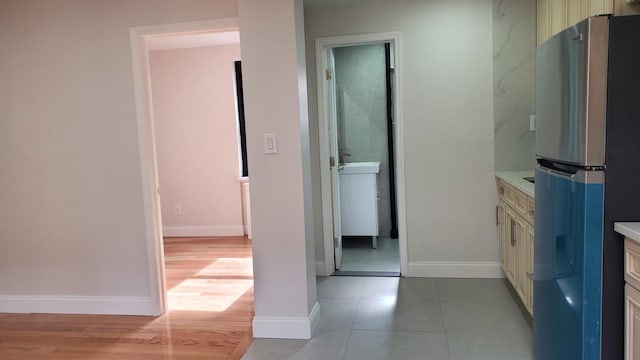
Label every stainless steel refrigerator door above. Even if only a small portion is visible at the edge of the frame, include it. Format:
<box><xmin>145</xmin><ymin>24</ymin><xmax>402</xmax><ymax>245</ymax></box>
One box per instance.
<box><xmin>535</xmin><ymin>16</ymin><xmax>608</xmax><ymax>167</ymax></box>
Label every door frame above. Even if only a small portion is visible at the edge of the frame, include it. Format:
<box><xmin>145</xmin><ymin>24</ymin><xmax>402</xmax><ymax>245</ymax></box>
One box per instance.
<box><xmin>129</xmin><ymin>18</ymin><xmax>240</xmax><ymax>314</ymax></box>
<box><xmin>315</xmin><ymin>32</ymin><xmax>408</xmax><ymax>276</ymax></box>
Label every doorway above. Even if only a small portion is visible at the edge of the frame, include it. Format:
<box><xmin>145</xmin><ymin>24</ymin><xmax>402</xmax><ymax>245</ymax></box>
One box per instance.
<box><xmin>316</xmin><ymin>33</ymin><xmax>408</xmax><ymax>276</ymax></box>
<box><xmin>130</xmin><ymin>19</ymin><xmax>251</xmax><ymax>315</ymax></box>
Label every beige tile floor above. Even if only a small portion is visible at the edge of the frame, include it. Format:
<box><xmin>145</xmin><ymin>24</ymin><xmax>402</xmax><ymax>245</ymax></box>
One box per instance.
<box><xmin>242</xmin><ymin>277</ymin><xmax>533</xmax><ymax>360</ymax></box>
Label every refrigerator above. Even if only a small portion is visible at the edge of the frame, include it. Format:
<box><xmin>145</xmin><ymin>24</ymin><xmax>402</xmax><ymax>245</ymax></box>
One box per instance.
<box><xmin>534</xmin><ymin>15</ymin><xmax>640</xmax><ymax>360</ymax></box>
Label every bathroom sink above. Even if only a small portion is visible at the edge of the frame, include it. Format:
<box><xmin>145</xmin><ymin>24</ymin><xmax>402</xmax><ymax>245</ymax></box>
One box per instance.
<box><xmin>339</xmin><ymin>161</ymin><xmax>381</xmax><ymax>174</ymax></box>
<box><xmin>523</xmin><ymin>176</ymin><xmax>535</xmax><ymax>184</ymax></box>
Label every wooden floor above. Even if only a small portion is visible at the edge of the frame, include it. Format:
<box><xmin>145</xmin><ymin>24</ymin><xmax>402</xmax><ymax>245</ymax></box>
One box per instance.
<box><xmin>0</xmin><ymin>236</ymin><xmax>255</xmax><ymax>360</ymax></box>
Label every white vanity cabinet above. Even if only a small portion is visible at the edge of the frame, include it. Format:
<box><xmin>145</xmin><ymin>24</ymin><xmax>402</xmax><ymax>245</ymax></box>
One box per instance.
<box><xmin>339</xmin><ymin>162</ymin><xmax>380</xmax><ymax>248</ymax></box>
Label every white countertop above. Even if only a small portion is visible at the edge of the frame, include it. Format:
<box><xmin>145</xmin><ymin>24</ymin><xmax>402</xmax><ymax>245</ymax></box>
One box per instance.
<box><xmin>615</xmin><ymin>222</ymin><xmax>640</xmax><ymax>244</ymax></box>
<box><xmin>495</xmin><ymin>170</ymin><xmax>535</xmax><ymax>198</ymax></box>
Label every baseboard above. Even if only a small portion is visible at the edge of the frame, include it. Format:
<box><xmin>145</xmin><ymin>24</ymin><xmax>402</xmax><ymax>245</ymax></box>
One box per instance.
<box><xmin>0</xmin><ymin>295</ymin><xmax>158</xmax><ymax>315</ymax></box>
<box><xmin>407</xmin><ymin>261</ymin><xmax>503</xmax><ymax>278</ymax></box>
<box><xmin>252</xmin><ymin>302</ymin><xmax>320</xmax><ymax>339</ymax></box>
<box><xmin>162</xmin><ymin>225</ymin><xmax>244</xmax><ymax>237</ymax></box>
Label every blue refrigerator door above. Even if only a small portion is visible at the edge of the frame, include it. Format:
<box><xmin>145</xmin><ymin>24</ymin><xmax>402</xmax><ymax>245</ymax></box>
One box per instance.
<box><xmin>533</xmin><ymin>166</ymin><xmax>604</xmax><ymax>360</ymax></box>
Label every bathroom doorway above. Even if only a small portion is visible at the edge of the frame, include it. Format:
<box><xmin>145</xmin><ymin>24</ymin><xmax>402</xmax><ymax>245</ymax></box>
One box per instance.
<box><xmin>316</xmin><ymin>33</ymin><xmax>408</xmax><ymax>276</ymax></box>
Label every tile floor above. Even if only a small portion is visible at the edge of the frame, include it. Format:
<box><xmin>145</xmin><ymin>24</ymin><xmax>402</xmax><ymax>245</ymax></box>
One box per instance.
<box><xmin>340</xmin><ymin>237</ymin><xmax>400</xmax><ymax>272</ymax></box>
<box><xmin>242</xmin><ymin>277</ymin><xmax>532</xmax><ymax>360</ymax></box>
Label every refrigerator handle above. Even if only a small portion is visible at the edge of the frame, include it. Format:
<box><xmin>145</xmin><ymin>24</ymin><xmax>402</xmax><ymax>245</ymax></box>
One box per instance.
<box><xmin>536</xmin><ymin>163</ymin><xmax>577</xmax><ymax>180</ymax></box>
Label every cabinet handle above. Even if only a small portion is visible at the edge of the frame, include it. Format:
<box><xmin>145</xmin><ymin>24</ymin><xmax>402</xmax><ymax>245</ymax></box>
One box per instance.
<box><xmin>496</xmin><ymin>206</ymin><xmax>500</xmax><ymax>226</ymax></box>
<box><xmin>510</xmin><ymin>218</ymin><xmax>516</xmax><ymax>246</ymax></box>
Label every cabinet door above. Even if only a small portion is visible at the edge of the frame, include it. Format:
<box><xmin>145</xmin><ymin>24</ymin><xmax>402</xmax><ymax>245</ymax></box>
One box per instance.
<box><xmin>515</xmin><ymin>216</ymin><xmax>528</xmax><ymax>303</ymax></box>
<box><xmin>626</xmin><ymin>284</ymin><xmax>640</xmax><ymax>360</ymax></box>
<box><xmin>550</xmin><ymin>0</ymin><xmax>568</xmax><ymax>37</ymax></box>
<box><xmin>567</xmin><ymin>0</ymin><xmax>583</xmax><ymax>26</ymax></box>
<box><xmin>538</xmin><ymin>0</ymin><xmax>551</xmax><ymax>47</ymax></box>
<box><xmin>526</xmin><ymin>223</ymin><xmax>535</xmax><ymax>315</ymax></box>
<box><xmin>505</xmin><ymin>207</ymin><xmax>517</xmax><ymax>285</ymax></box>
<box><xmin>588</xmin><ymin>0</ymin><xmax>613</xmax><ymax>16</ymax></box>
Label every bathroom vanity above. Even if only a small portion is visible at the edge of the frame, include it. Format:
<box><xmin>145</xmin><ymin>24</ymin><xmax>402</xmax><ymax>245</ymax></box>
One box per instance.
<box><xmin>339</xmin><ymin>162</ymin><xmax>380</xmax><ymax>248</ymax></box>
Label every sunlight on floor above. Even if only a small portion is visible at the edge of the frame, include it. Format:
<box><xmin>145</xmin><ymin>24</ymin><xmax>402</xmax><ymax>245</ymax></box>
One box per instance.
<box><xmin>195</xmin><ymin>257</ymin><xmax>253</xmax><ymax>277</ymax></box>
<box><xmin>167</xmin><ymin>257</ymin><xmax>254</xmax><ymax>312</ymax></box>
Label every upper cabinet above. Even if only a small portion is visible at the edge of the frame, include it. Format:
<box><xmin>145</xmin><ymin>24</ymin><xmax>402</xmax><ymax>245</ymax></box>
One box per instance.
<box><xmin>537</xmin><ymin>0</ymin><xmax>613</xmax><ymax>46</ymax></box>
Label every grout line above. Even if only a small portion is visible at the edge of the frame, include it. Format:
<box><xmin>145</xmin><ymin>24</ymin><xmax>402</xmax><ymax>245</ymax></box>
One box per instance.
<box><xmin>435</xmin><ymin>279</ymin><xmax>453</xmax><ymax>360</ymax></box>
<box><xmin>340</xmin><ymin>328</ymin><xmax>354</xmax><ymax>360</ymax></box>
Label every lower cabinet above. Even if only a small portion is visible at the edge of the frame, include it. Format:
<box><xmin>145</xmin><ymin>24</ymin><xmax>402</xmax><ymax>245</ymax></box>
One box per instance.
<box><xmin>626</xmin><ymin>284</ymin><xmax>640</xmax><ymax>360</ymax></box>
<box><xmin>497</xmin><ymin>179</ymin><xmax>534</xmax><ymax>316</ymax></box>
<box><xmin>625</xmin><ymin>237</ymin><xmax>640</xmax><ymax>359</ymax></box>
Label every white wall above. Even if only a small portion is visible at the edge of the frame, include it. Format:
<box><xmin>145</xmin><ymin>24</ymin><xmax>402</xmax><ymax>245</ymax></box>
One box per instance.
<box><xmin>149</xmin><ymin>44</ymin><xmax>244</xmax><ymax>237</ymax></box>
<box><xmin>305</xmin><ymin>0</ymin><xmax>500</xmax><ymax>277</ymax></box>
<box><xmin>0</xmin><ymin>0</ymin><xmax>237</xmax><ymax>314</ymax></box>
<box><xmin>239</xmin><ymin>0</ymin><xmax>319</xmax><ymax>339</ymax></box>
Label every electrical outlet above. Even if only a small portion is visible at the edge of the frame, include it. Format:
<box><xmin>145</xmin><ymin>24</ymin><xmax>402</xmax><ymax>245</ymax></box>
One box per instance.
<box><xmin>529</xmin><ymin>115</ymin><xmax>536</xmax><ymax>131</ymax></box>
<box><xmin>174</xmin><ymin>204</ymin><xmax>182</xmax><ymax>215</ymax></box>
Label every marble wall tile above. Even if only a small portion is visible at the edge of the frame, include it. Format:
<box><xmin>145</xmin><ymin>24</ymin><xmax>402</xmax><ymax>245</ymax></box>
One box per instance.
<box><xmin>334</xmin><ymin>44</ymin><xmax>392</xmax><ymax>237</ymax></box>
<box><xmin>493</xmin><ymin>0</ymin><xmax>536</xmax><ymax>171</ymax></box>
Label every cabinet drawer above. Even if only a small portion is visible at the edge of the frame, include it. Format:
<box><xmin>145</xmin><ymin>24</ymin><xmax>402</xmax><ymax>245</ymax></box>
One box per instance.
<box><xmin>497</xmin><ymin>180</ymin><xmax>507</xmax><ymax>201</ymax></box>
<box><xmin>526</xmin><ymin>197</ymin><xmax>535</xmax><ymax>224</ymax></box>
<box><xmin>504</xmin><ymin>184</ymin><xmax>515</xmax><ymax>207</ymax></box>
<box><xmin>515</xmin><ymin>191</ymin><xmax>527</xmax><ymax>218</ymax></box>
<box><xmin>625</xmin><ymin>239</ymin><xmax>640</xmax><ymax>291</ymax></box>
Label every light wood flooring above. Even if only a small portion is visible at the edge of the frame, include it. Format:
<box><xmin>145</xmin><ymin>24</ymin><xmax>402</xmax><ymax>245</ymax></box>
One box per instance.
<box><xmin>0</xmin><ymin>236</ymin><xmax>255</xmax><ymax>360</ymax></box>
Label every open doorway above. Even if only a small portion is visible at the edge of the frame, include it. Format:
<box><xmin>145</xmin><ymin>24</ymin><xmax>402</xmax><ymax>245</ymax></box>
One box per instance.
<box><xmin>145</xmin><ymin>31</ymin><xmax>252</xmax><ymax>312</ymax></box>
<box><xmin>316</xmin><ymin>33</ymin><xmax>408</xmax><ymax>277</ymax></box>
<box><xmin>130</xmin><ymin>19</ymin><xmax>253</xmax><ymax>319</ymax></box>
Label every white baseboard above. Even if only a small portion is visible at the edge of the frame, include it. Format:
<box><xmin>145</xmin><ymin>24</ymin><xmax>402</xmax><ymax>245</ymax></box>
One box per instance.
<box><xmin>0</xmin><ymin>295</ymin><xmax>158</xmax><ymax>315</ymax></box>
<box><xmin>162</xmin><ymin>225</ymin><xmax>244</xmax><ymax>237</ymax></box>
<box><xmin>407</xmin><ymin>261</ymin><xmax>503</xmax><ymax>278</ymax></box>
<box><xmin>315</xmin><ymin>261</ymin><xmax>329</xmax><ymax>276</ymax></box>
<box><xmin>253</xmin><ymin>302</ymin><xmax>320</xmax><ymax>339</ymax></box>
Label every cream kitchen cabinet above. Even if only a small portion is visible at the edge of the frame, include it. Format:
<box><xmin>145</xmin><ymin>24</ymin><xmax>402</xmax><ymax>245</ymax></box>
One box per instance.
<box><xmin>537</xmin><ymin>0</ymin><xmax>614</xmax><ymax>46</ymax></box>
<box><xmin>614</xmin><ymin>222</ymin><xmax>640</xmax><ymax>359</ymax></box>
<box><xmin>497</xmin><ymin>175</ymin><xmax>535</xmax><ymax>316</ymax></box>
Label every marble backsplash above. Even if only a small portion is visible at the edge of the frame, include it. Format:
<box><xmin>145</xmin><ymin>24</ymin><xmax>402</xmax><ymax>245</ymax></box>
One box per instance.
<box><xmin>493</xmin><ymin>0</ymin><xmax>536</xmax><ymax>171</ymax></box>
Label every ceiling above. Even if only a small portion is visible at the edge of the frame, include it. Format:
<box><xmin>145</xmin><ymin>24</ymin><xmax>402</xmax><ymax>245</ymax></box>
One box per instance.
<box><xmin>146</xmin><ymin>31</ymin><xmax>240</xmax><ymax>51</ymax></box>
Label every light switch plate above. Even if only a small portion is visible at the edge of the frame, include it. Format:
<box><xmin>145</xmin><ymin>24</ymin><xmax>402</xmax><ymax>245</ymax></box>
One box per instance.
<box><xmin>264</xmin><ymin>133</ymin><xmax>277</xmax><ymax>154</ymax></box>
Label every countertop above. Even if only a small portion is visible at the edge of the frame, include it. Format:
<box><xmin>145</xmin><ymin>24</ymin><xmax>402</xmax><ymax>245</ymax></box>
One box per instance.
<box><xmin>615</xmin><ymin>222</ymin><xmax>640</xmax><ymax>244</ymax></box>
<box><xmin>495</xmin><ymin>170</ymin><xmax>535</xmax><ymax>198</ymax></box>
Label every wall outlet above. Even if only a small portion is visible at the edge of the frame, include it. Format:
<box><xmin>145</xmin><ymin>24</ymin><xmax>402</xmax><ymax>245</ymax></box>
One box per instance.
<box><xmin>529</xmin><ymin>115</ymin><xmax>536</xmax><ymax>131</ymax></box>
<box><xmin>174</xmin><ymin>204</ymin><xmax>182</xmax><ymax>215</ymax></box>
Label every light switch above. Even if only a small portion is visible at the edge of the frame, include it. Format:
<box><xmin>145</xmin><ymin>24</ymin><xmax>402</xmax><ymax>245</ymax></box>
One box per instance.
<box><xmin>264</xmin><ymin>133</ymin><xmax>277</xmax><ymax>154</ymax></box>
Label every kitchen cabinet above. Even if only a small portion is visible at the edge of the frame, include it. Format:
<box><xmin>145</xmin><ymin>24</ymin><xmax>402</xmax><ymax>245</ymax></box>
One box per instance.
<box><xmin>626</xmin><ymin>284</ymin><xmax>640</xmax><ymax>360</ymax></box>
<box><xmin>497</xmin><ymin>177</ymin><xmax>534</xmax><ymax>315</ymax></box>
<box><xmin>537</xmin><ymin>0</ymin><xmax>613</xmax><ymax>46</ymax></box>
<box><xmin>625</xmin><ymin>235</ymin><xmax>640</xmax><ymax>359</ymax></box>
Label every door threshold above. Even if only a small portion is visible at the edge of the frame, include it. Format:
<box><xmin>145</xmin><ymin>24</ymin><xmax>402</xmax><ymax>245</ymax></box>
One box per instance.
<box><xmin>332</xmin><ymin>270</ymin><xmax>400</xmax><ymax>277</ymax></box>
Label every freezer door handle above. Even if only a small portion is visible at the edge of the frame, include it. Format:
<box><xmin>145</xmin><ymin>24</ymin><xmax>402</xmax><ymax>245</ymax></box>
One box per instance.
<box><xmin>536</xmin><ymin>164</ymin><xmax>576</xmax><ymax>180</ymax></box>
